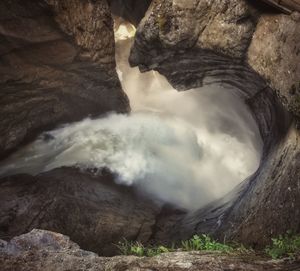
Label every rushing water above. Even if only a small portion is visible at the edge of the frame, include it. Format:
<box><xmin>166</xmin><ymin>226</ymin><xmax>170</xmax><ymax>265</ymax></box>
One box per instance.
<box><xmin>0</xmin><ymin>22</ymin><xmax>263</xmax><ymax>210</ymax></box>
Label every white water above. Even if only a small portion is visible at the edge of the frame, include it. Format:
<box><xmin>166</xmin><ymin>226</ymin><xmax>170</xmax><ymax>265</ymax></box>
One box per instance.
<box><xmin>0</xmin><ymin>23</ymin><xmax>262</xmax><ymax>210</ymax></box>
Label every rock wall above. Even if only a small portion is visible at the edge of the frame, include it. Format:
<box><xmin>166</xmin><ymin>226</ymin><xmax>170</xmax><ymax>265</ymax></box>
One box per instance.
<box><xmin>130</xmin><ymin>0</ymin><xmax>300</xmax><ymax>118</ymax></box>
<box><xmin>0</xmin><ymin>0</ymin><xmax>129</xmax><ymax>158</ymax></box>
<box><xmin>248</xmin><ymin>12</ymin><xmax>300</xmax><ymax>117</ymax></box>
<box><xmin>0</xmin><ymin>0</ymin><xmax>299</xmax><ymax>255</ymax></box>
<box><xmin>0</xmin><ymin>168</ymin><xmax>160</xmax><ymax>256</ymax></box>
<box><xmin>129</xmin><ymin>0</ymin><xmax>300</xmax><ymax>247</ymax></box>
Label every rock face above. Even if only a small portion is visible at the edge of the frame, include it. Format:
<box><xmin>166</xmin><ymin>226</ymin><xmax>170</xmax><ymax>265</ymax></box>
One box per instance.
<box><xmin>0</xmin><ymin>0</ymin><xmax>299</xmax><ymax>266</ymax></box>
<box><xmin>0</xmin><ymin>0</ymin><xmax>129</xmax><ymax>158</ymax></box>
<box><xmin>130</xmin><ymin>0</ymin><xmax>300</xmax><ymax>247</ymax></box>
<box><xmin>1</xmin><ymin>229</ymin><xmax>299</xmax><ymax>271</ymax></box>
<box><xmin>0</xmin><ymin>168</ymin><xmax>161</xmax><ymax>256</ymax></box>
<box><xmin>248</xmin><ymin>12</ymin><xmax>300</xmax><ymax>117</ymax></box>
<box><xmin>130</xmin><ymin>0</ymin><xmax>300</xmax><ymax>118</ymax></box>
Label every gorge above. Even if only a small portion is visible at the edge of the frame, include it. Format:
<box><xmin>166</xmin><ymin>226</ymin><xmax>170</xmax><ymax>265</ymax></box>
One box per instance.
<box><xmin>0</xmin><ymin>0</ymin><xmax>299</xmax><ymax>270</ymax></box>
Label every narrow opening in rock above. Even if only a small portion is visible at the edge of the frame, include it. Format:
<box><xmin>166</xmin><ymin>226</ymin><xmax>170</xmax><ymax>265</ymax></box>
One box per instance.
<box><xmin>114</xmin><ymin>20</ymin><xmax>263</xmax><ymax>210</ymax></box>
<box><xmin>0</xmin><ymin>20</ymin><xmax>263</xmax><ymax>212</ymax></box>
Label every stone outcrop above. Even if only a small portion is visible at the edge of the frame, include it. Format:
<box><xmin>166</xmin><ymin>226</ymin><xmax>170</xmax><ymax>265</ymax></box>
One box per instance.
<box><xmin>130</xmin><ymin>0</ymin><xmax>300</xmax><ymax>118</ymax></box>
<box><xmin>0</xmin><ymin>0</ymin><xmax>129</xmax><ymax>159</ymax></box>
<box><xmin>1</xmin><ymin>229</ymin><xmax>299</xmax><ymax>271</ymax></box>
<box><xmin>248</xmin><ymin>12</ymin><xmax>300</xmax><ymax>117</ymax></box>
<box><xmin>129</xmin><ymin>0</ymin><xmax>300</xmax><ymax>247</ymax></box>
<box><xmin>0</xmin><ymin>168</ymin><xmax>161</xmax><ymax>256</ymax></box>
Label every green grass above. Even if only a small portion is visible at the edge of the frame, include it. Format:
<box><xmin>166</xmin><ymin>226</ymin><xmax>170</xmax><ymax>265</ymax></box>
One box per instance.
<box><xmin>265</xmin><ymin>232</ymin><xmax>300</xmax><ymax>259</ymax></box>
<box><xmin>116</xmin><ymin>233</ymin><xmax>300</xmax><ymax>259</ymax></box>
<box><xmin>116</xmin><ymin>234</ymin><xmax>251</xmax><ymax>257</ymax></box>
<box><xmin>181</xmin><ymin>234</ymin><xmax>233</xmax><ymax>253</ymax></box>
<box><xmin>116</xmin><ymin>238</ymin><xmax>172</xmax><ymax>257</ymax></box>
<box><xmin>117</xmin><ymin>232</ymin><xmax>300</xmax><ymax>259</ymax></box>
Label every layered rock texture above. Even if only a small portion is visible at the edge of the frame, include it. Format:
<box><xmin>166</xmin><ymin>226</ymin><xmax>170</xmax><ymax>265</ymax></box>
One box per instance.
<box><xmin>130</xmin><ymin>0</ymin><xmax>300</xmax><ymax>248</ymax></box>
<box><xmin>0</xmin><ymin>0</ymin><xmax>129</xmax><ymax>158</ymax></box>
<box><xmin>0</xmin><ymin>0</ymin><xmax>300</xmax><ymax>268</ymax></box>
<box><xmin>0</xmin><ymin>168</ymin><xmax>161</xmax><ymax>256</ymax></box>
<box><xmin>130</xmin><ymin>0</ymin><xmax>300</xmax><ymax>117</ymax></box>
<box><xmin>1</xmin><ymin>229</ymin><xmax>299</xmax><ymax>271</ymax></box>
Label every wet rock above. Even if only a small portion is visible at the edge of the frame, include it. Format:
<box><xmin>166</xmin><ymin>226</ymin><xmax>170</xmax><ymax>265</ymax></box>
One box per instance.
<box><xmin>129</xmin><ymin>0</ymin><xmax>261</xmax><ymax>68</ymax></box>
<box><xmin>1</xmin><ymin>229</ymin><xmax>299</xmax><ymax>271</ymax></box>
<box><xmin>175</xmin><ymin>125</ymin><xmax>300</xmax><ymax>248</ymax></box>
<box><xmin>0</xmin><ymin>0</ymin><xmax>129</xmax><ymax>158</ymax></box>
<box><xmin>129</xmin><ymin>0</ymin><xmax>300</xmax><ymax>248</ymax></box>
<box><xmin>0</xmin><ymin>168</ymin><xmax>160</xmax><ymax>256</ymax></box>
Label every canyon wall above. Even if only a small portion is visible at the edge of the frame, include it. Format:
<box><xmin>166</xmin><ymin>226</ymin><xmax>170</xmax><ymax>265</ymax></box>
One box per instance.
<box><xmin>0</xmin><ymin>0</ymin><xmax>129</xmax><ymax>158</ymax></box>
<box><xmin>130</xmin><ymin>0</ymin><xmax>300</xmax><ymax>118</ymax></box>
<box><xmin>0</xmin><ymin>0</ymin><xmax>299</xmax><ymax>255</ymax></box>
<box><xmin>0</xmin><ymin>0</ymin><xmax>137</xmax><ymax>255</ymax></box>
<box><xmin>0</xmin><ymin>168</ymin><xmax>160</xmax><ymax>256</ymax></box>
<box><xmin>129</xmin><ymin>0</ymin><xmax>300</xmax><ymax>247</ymax></box>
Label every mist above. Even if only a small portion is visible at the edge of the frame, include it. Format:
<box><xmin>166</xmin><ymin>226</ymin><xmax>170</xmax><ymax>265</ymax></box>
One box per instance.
<box><xmin>0</xmin><ymin>22</ymin><xmax>263</xmax><ymax>211</ymax></box>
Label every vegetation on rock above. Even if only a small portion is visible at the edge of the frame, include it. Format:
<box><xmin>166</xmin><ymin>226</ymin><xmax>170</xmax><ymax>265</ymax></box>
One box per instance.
<box><xmin>265</xmin><ymin>232</ymin><xmax>300</xmax><ymax>259</ymax></box>
<box><xmin>116</xmin><ymin>234</ymin><xmax>252</xmax><ymax>257</ymax></box>
<box><xmin>117</xmin><ymin>233</ymin><xmax>300</xmax><ymax>259</ymax></box>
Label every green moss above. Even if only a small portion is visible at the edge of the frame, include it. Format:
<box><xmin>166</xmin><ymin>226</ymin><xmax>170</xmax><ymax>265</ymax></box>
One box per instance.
<box><xmin>116</xmin><ymin>238</ymin><xmax>173</xmax><ymax>257</ymax></box>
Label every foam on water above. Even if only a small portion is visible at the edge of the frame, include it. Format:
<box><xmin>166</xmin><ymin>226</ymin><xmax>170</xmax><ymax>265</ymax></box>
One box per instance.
<box><xmin>0</xmin><ymin>23</ymin><xmax>263</xmax><ymax>210</ymax></box>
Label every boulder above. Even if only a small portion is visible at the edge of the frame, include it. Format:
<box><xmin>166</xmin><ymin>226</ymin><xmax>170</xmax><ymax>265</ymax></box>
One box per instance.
<box><xmin>0</xmin><ymin>168</ymin><xmax>160</xmax><ymax>256</ymax></box>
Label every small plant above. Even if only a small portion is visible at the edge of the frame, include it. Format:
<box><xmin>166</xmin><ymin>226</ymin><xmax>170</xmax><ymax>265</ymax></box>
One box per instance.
<box><xmin>116</xmin><ymin>239</ymin><xmax>172</xmax><ymax>257</ymax></box>
<box><xmin>265</xmin><ymin>232</ymin><xmax>300</xmax><ymax>259</ymax></box>
<box><xmin>116</xmin><ymin>239</ymin><xmax>145</xmax><ymax>256</ymax></box>
<box><xmin>146</xmin><ymin>246</ymin><xmax>171</xmax><ymax>257</ymax></box>
<box><xmin>181</xmin><ymin>234</ymin><xmax>233</xmax><ymax>253</ymax></box>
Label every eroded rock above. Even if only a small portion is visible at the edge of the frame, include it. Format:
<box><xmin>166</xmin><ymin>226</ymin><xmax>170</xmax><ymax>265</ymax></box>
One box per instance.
<box><xmin>129</xmin><ymin>0</ymin><xmax>300</xmax><ymax>248</ymax></box>
<box><xmin>0</xmin><ymin>0</ymin><xmax>129</xmax><ymax>158</ymax></box>
<box><xmin>130</xmin><ymin>0</ymin><xmax>300</xmax><ymax>118</ymax></box>
<box><xmin>0</xmin><ymin>168</ymin><xmax>160</xmax><ymax>256</ymax></box>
